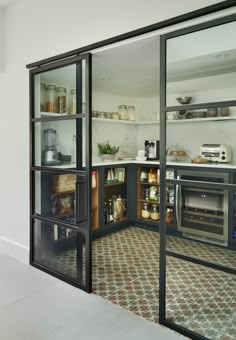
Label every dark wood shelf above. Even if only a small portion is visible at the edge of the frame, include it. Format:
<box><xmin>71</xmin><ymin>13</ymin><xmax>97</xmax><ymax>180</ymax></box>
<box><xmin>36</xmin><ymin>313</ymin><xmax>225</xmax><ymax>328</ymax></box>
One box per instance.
<box><xmin>138</xmin><ymin>199</ymin><xmax>174</xmax><ymax>207</ymax></box>
<box><xmin>138</xmin><ymin>181</ymin><xmax>160</xmax><ymax>186</ymax></box>
<box><xmin>104</xmin><ymin>181</ymin><xmax>126</xmax><ymax>187</ymax></box>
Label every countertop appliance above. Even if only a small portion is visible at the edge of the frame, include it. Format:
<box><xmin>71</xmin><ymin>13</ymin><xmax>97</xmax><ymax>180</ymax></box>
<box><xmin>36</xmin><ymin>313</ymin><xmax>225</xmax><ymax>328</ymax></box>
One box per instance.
<box><xmin>42</xmin><ymin>128</ymin><xmax>61</xmax><ymax>166</ymax></box>
<box><xmin>200</xmin><ymin>144</ymin><xmax>231</xmax><ymax>163</ymax></box>
<box><xmin>144</xmin><ymin>140</ymin><xmax>159</xmax><ymax>160</ymax></box>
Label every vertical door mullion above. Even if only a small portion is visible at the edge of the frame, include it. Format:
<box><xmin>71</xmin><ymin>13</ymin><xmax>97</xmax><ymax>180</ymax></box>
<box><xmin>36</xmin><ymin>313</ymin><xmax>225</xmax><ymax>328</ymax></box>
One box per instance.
<box><xmin>159</xmin><ymin>35</ymin><xmax>167</xmax><ymax>323</ymax></box>
<box><xmin>85</xmin><ymin>53</ymin><xmax>92</xmax><ymax>293</ymax></box>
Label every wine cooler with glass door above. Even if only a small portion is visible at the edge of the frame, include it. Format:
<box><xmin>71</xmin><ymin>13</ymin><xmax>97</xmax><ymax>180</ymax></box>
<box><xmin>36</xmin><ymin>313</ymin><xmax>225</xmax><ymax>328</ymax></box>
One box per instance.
<box><xmin>176</xmin><ymin>170</ymin><xmax>228</xmax><ymax>243</ymax></box>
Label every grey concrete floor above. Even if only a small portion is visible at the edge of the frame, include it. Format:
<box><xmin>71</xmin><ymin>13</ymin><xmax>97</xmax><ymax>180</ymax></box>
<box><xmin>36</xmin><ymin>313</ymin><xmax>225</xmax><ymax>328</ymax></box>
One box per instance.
<box><xmin>0</xmin><ymin>253</ymin><xmax>186</xmax><ymax>340</ymax></box>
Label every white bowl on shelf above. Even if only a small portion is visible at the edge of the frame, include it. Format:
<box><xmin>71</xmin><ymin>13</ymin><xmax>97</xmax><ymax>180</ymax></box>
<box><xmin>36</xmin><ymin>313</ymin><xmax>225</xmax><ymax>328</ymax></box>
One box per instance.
<box><xmin>136</xmin><ymin>156</ymin><xmax>147</xmax><ymax>161</ymax></box>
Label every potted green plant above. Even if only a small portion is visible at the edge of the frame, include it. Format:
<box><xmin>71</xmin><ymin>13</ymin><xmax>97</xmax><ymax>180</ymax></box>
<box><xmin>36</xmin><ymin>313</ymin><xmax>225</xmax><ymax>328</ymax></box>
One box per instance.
<box><xmin>97</xmin><ymin>141</ymin><xmax>119</xmax><ymax>161</ymax></box>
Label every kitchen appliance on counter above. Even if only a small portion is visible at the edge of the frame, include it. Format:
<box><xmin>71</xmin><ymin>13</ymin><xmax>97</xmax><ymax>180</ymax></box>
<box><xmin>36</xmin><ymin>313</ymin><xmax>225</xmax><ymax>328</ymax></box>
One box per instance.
<box><xmin>144</xmin><ymin>140</ymin><xmax>159</xmax><ymax>160</ymax></box>
<box><xmin>42</xmin><ymin>128</ymin><xmax>61</xmax><ymax>166</ymax></box>
<box><xmin>200</xmin><ymin>144</ymin><xmax>232</xmax><ymax>163</ymax></box>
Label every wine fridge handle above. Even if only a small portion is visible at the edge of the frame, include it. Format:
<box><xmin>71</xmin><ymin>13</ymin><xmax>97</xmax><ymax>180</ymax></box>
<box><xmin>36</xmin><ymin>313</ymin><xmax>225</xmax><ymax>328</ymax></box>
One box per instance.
<box><xmin>175</xmin><ymin>176</ymin><xmax>180</xmax><ymax>225</ymax></box>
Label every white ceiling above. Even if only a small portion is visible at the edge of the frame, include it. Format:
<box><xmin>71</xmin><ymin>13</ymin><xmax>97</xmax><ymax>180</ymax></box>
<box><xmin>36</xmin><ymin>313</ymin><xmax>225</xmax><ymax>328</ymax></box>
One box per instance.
<box><xmin>40</xmin><ymin>20</ymin><xmax>236</xmax><ymax>98</ymax></box>
<box><xmin>0</xmin><ymin>0</ymin><xmax>18</xmax><ymax>7</ymax></box>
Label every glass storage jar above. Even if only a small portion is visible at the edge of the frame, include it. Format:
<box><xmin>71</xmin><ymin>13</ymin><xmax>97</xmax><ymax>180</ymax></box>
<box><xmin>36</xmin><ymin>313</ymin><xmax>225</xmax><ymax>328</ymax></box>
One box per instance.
<box><xmin>141</xmin><ymin>202</ymin><xmax>150</xmax><ymax>219</ymax></box>
<box><xmin>56</xmin><ymin>87</ymin><xmax>67</xmax><ymax>113</ymax></box>
<box><xmin>118</xmin><ymin>105</ymin><xmax>128</xmax><ymax>120</ymax></box>
<box><xmin>46</xmin><ymin>84</ymin><xmax>57</xmax><ymax>113</ymax></box>
<box><xmin>40</xmin><ymin>83</ymin><xmax>46</xmax><ymax>112</ymax></box>
<box><xmin>70</xmin><ymin>89</ymin><xmax>76</xmax><ymax>114</ymax></box>
<box><xmin>128</xmin><ymin>105</ymin><xmax>135</xmax><ymax>121</ymax></box>
<box><xmin>151</xmin><ymin>204</ymin><xmax>160</xmax><ymax>221</ymax></box>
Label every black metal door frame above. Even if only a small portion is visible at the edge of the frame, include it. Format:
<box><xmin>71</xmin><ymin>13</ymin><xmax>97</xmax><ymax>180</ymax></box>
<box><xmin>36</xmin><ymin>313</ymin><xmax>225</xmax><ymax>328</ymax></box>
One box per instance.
<box><xmin>159</xmin><ymin>13</ymin><xmax>236</xmax><ymax>340</ymax></box>
<box><xmin>29</xmin><ymin>53</ymin><xmax>92</xmax><ymax>293</ymax></box>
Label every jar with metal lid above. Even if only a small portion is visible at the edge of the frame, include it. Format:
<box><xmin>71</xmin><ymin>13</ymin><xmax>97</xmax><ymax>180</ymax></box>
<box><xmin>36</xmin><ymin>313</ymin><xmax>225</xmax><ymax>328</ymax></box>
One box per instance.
<box><xmin>40</xmin><ymin>83</ymin><xmax>46</xmax><ymax>112</ymax></box>
<box><xmin>70</xmin><ymin>89</ymin><xmax>76</xmax><ymax>114</ymax></box>
<box><xmin>151</xmin><ymin>204</ymin><xmax>160</xmax><ymax>221</ymax></box>
<box><xmin>140</xmin><ymin>168</ymin><xmax>148</xmax><ymax>182</ymax></box>
<box><xmin>56</xmin><ymin>87</ymin><xmax>67</xmax><ymax>113</ymax></box>
<box><xmin>141</xmin><ymin>202</ymin><xmax>150</xmax><ymax>219</ymax></box>
<box><xmin>46</xmin><ymin>84</ymin><xmax>57</xmax><ymax>113</ymax></box>
<box><xmin>119</xmin><ymin>105</ymin><xmax>128</xmax><ymax>120</ymax></box>
<box><xmin>128</xmin><ymin>106</ymin><xmax>135</xmax><ymax>121</ymax></box>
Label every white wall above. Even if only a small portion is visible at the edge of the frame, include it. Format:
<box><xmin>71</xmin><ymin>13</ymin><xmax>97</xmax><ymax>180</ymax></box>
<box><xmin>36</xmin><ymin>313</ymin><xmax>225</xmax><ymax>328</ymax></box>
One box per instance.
<box><xmin>0</xmin><ymin>9</ymin><xmax>4</xmax><ymax>70</ymax></box>
<box><xmin>0</xmin><ymin>0</ymin><xmax>227</xmax><ymax>262</ymax></box>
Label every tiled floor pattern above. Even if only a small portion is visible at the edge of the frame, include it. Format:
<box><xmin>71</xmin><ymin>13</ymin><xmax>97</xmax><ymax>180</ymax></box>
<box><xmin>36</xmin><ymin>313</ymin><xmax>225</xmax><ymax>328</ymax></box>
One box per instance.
<box><xmin>42</xmin><ymin>227</ymin><xmax>236</xmax><ymax>339</ymax></box>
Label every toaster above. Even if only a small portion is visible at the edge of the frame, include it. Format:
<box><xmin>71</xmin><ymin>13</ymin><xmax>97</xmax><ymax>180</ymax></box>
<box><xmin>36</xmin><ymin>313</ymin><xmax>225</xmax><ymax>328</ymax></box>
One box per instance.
<box><xmin>200</xmin><ymin>144</ymin><xmax>231</xmax><ymax>163</ymax></box>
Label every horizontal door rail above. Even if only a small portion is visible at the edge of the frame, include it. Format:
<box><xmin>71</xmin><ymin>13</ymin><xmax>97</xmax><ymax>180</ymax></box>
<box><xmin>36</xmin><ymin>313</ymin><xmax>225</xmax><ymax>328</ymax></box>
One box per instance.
<box><xmin>32</xmin><ymin>113</ymin><xmax>85</xmax><ymax>123</ymax></box>
<box><xmin>32</xmin><ymin>166</ymin><xmax>86</xmax><ymax>175</ymax></box>
<box><xmin>165</xmin><ymin>100</ymin><xmax>236</xmax><ymax>112</ymax></box>
<box><xmin>166</xmin><ymin>250</ymin><xmax>236</xmax><ymax>275</ymax></box>
<box><xmin>32</xmin><ymin>214</ymin><xmax>87</xmax><ymax>235</ymax></box>
<box><xmin>166</xmin><ymin>178</ymin><xmax>236</xmax><ymax>191</ymax></box>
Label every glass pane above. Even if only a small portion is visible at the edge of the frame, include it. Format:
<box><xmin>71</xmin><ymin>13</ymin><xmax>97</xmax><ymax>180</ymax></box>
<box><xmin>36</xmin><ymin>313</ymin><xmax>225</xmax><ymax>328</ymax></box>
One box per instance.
<box><xmin>34</xmin><ymin>64</ymin><xmax>77</xmax><ymax>118</ymax></box>
<box><xmin>166</xmin><ymin>256</ymin><xmax>236</xmax><ymax>339</ymax></box>
<box><xmin>166</xmin><ymin>20</ymin><xmax>236</xmax><ymax>106</ymax></box>
<box><xmin>33</xmin><ymin>219</ymin><xmax>86</xmax><ymax>285</ymax></box>
<box><xmin>34</xmin><ymin>120</ymin><xmax>77</xmax><ymax>168</ymax></box>
<box><xmin>166</xmin><ymin>176</ymin><xmax>236</xmax><ymax>270</ymax></box>
<box><xmin>34</xmin><ymin>171</ymin><xmax>76</xmax><ymax>224</ymax></box>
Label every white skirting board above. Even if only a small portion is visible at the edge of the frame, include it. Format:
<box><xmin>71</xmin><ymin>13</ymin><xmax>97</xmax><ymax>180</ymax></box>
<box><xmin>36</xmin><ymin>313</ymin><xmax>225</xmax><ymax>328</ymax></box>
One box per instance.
<box><xmin>0</xmin><ymin>237</ymin><xmax>29</xmax><ymax>264</ymax></box>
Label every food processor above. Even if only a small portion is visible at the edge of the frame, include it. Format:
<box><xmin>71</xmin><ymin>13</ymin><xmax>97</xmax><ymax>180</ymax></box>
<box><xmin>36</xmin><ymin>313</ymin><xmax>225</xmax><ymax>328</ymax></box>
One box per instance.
<box><xmin>42</xmin><ymin>128</ymin><xmax>61</xmax><ymax>165</ymax></box>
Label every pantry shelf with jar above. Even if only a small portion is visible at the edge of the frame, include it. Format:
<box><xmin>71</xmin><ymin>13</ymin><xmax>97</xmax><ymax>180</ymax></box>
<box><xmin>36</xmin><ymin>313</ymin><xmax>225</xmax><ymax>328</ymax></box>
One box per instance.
<box><xmin>137</xmin><ymin>166</ymin><xmax>175</xmax><ymax>227</ymax></box>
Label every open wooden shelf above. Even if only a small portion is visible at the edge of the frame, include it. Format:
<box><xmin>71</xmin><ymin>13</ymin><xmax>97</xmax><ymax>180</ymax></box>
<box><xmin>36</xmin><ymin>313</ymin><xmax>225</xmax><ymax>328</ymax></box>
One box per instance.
<box><xmin>104</xmin><ymin>181</ymin><xmax>126</xmax><ymax>187</ymax></box>
<box><xmin>52</xmin><ymin>190</ymin><xmax>75</xmax><ymax>196</ymax></box>
<box><xmin>138</xmin><ymin>199</ymin><xmax>174</xmax><ymax>207</ymax></box>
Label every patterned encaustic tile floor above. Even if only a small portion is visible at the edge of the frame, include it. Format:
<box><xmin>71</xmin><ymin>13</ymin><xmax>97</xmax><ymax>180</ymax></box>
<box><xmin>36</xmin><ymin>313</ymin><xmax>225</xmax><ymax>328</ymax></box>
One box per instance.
<box><xmin>43</xmin><ymin>227</ymin><xmax>236</xmax><ymax>340</ymax></box>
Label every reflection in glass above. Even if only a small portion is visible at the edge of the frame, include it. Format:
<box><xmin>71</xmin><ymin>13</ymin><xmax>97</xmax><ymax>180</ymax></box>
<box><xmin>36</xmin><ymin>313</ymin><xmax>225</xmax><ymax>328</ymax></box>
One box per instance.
<box><xmin>34</xmin><ymin>219</ymin><xmax>86</xmax><ymax>285</ymax></box>
<box><xmin>34</xmin><ymin>171</ymin><xmax>76</xmax><ymax>224</ymax></box>
<box><xmin>166</xmin><ymin>256</ymin><xmax>236</xmax><ymax>340</ymax></box>
<box><xmin>34</xmin><ymin>64</ymin><xmax>77</xmax><ymax>118</ymax></box>
<box><xmin>166</xmin><ymin>21</ymin><xmax>236</xmax><ymax>106</ymax></box>
<box><xmin>34</xmin><ymin>120</ymin><xmax>76</xmax><ymax>167</ymax></box>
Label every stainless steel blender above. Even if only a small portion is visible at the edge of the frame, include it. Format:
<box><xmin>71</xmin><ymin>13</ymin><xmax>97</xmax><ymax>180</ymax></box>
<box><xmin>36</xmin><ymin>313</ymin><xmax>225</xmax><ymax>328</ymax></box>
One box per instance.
<box><xmin>42</xmin><ymin>128</ymin><xmax>61</xmax><ymax>165</ymax></box>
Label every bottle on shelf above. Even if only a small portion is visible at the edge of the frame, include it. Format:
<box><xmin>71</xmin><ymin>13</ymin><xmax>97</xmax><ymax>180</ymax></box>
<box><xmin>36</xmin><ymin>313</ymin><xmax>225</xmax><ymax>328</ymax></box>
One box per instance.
<box><xmin>108</xmin><ymin>199</ymin><xmax>114</xmax><ymax>223</ymax></box>
<box><xmin>92</xmin><ymin>170</ymin><xmax>97</xmax><ymax>188</ymax></box>
<box><xmin>104</xmin><ymin>201</ymin><xmax>108</xmax><ymax>224</ymax></box>
<box><xmin>148</xmin><ymin>168</ymin><xmax>157</xmax><ymax>183</ymax></box>
<box><xmin>166</xmin><ymin>208</ymin><xmax>174</xmax><ymax>224</ymax></box>
<box><xmin>157</xmin><ymin>169</ymin><xmax>160</xmax><ymax>184</ymax></box>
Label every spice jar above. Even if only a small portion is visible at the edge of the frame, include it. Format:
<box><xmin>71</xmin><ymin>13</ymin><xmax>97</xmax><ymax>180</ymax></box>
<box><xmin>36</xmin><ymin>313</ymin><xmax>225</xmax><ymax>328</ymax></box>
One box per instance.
<box><xmin>151</xmin><ymin>204</ymin><xmax>160</xmax><ymax>221</ymax></box>
<box><xmin>70</xmin><ymin>89</ymin><xmax>76</xmax><ymax>114</ymax></box>
<box><xmin>40</xmin><ymin>83</ymin><xmax>46</xmax><ymax>112</ymax></box>
<box><xmin>56</xmin><ymin>87</ymin><xmax>67</xmax><ymax>113</ymax></box>
<box><xmin>46</xmin><ymin>84</ymin><xmax>57</xmax><ymax>113</ymax></box>
<box><xmin>118</xmin><ymin>105</ymin><xmax>128</xmax><ymax>120</ymax></box>
<box><xmin>140</xmin><ymin>168</ymin><xmax>148</xmax><ymax>182</ymax></box>
<box><xmin>141</xmin><ymin>202</ymin><xmax>150</xmax><ymax>219</ymax></box>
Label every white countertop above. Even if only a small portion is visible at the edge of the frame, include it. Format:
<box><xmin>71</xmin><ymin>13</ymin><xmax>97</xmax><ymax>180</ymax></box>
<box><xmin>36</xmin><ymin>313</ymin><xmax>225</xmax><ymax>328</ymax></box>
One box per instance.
<box><xmin>92</xmin><ymin>159</ymin><xmax>236</xmax><ymax>169</ymax></box>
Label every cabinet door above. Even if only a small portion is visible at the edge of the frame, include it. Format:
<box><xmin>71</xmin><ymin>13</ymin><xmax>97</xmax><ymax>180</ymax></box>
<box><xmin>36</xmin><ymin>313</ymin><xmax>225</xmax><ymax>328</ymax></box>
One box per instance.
<box><xmin>159</xmin><ymin>14</ymin><xmax>236</xmax><ymax>340</ymax></box>
<box><xmin>30</xmin><ymin>54</ymin><xmax>92</xmax><ymax>292</ymax></box>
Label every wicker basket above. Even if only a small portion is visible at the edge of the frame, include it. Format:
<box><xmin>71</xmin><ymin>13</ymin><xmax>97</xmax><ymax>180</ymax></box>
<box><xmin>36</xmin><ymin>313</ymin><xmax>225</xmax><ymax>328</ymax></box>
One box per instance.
<box><xmin>53</xmin><ymin>174</ymin><xmax>76</xmax><ymax>193</ymax></box>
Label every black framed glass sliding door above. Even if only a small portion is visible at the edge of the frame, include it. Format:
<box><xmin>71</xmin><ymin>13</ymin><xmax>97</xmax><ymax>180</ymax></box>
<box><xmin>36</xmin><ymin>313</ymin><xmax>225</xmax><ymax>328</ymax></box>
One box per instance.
<box><xmin>159</xmin><ymin>13</ymin><xmax>236</xmax><ymax>340</ymax></box>
<box><xmin>29</xmin><ymin>53</ymin><xmax>92</xmax><ymax>292</ymax></box>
